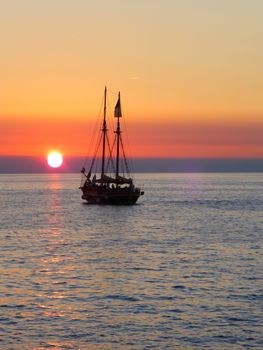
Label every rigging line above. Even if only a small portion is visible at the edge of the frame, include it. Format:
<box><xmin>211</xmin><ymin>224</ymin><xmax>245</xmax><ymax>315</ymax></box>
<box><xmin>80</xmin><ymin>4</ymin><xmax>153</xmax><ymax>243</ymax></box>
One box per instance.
<box><xmin>116</xmin><ymin>95</ymin><xmax>133</xmax><ymax>177</ymax></box>
<box><xmin>105</xmin><ymin>133</ymin><xmax>115</xmax><ymax>175</ymax></box>
<box><xmin>93</xmin><ymin>134</ymin><xmax>103</xmax><ymax>175</ymax></box>
<box><xmin>89</xmin><ymin>132</ymin><xmax>102</xmax><ymax>174</ymax></box>
<box><xmin>94</xmin><ymin>158</ymin><xmax>99</xmax><ymax>175</ymax></box>
<box><xmin>92</xmin><ymin>126</ymin><xmax>103</xmax><ymax>161</ymax></box>
<box><xmin>93</xmin><ymin>133</ymin><xmax>103</xmax><ymax>175</ymax></box>
<box><xmin>122</xmin><ymin>113</ymin><xmax>135</xmax><ymax>177</ymax></box>
<box><xmin>101</xmin><ymin>92</ymin><xmax>115</xmax><ymax>169</ymax></box>
<box><xmin>84</xmin><ymin>131</ymin><xmax>99</xmax><ymax>172</ymax></box>
<box><xmin>120</xmin><ymin>135</ymin><xmax>131</xmax><ymax>176</ymax></box>
<box><xmin>110</xmin><ymin>135</ymin><xmax>117</xmax><ymax>154</ymax></box>
<box><xmin>82</xmin><ymin>94</ymin><xmax>104</xmax><ymax>169</ymax></box>
<box><xmin>121</xmin><ymin>140</ymin><xmax>127</xmax><ymax>176</ymax></box>
<box><xmin>120</xmin><ymin>147</ymin><xmax>125</xmax><ymax>176</ymax></box>
<box><xmin>108</xmin><ymin>135</ymin><xmax>117</xmax><ymax>174</ymax></box>
<box><xmin>107</xmin><ymin>98</ymin><xmax>115</xmax><ymax>139</ymax></box>
<box><xmin>108</xmin><ymin>89</ymin><xmax>120</xmax><ymax>130</ymax></box>
<box><xmin>87</xmin><ymin>126</ymin><xmax>101</xmax><ymax>171</ymax></box>
<box><xmin>104</xmin><ymin>136</ymin><xmax>111</xmax><ymax>174</ymax></box>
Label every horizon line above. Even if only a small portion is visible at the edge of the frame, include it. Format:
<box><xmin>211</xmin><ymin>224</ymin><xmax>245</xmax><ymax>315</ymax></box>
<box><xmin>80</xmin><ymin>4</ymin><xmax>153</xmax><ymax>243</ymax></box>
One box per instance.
<box><xmin>0</xmin><ymin>157</ymin><xmax>262</xmax><ymax>173</ymax></box>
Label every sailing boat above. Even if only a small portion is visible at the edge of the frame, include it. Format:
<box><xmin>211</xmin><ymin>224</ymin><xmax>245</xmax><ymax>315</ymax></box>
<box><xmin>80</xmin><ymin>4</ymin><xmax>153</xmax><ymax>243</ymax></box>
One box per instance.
<box><xmin>80</xmin><ymin>87</ymin><xmax>144</xmax><ymax>204</ymax></box>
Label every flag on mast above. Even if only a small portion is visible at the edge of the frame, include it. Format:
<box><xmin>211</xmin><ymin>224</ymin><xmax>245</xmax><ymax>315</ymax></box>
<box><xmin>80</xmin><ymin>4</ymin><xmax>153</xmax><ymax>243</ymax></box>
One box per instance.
<box><xmin>114</xmin><ymin>93</ymin><xmax>122</xmax><ymax>118</ymax></box>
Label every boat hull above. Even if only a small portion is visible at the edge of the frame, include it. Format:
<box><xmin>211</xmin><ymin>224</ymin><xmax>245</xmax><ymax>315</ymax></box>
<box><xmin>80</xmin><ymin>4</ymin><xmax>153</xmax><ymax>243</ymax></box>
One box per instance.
<box><xmin>81</xmin><ymin>186</ymin><xmax>143</xmax><ymax>205</ymax></box>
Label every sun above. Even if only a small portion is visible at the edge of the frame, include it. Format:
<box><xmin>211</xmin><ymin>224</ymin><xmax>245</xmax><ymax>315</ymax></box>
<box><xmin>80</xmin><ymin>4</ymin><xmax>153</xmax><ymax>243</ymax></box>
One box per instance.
<box><xmin>47</xmin><ymin>151</ymin><xmax>63</xmax><ymax>168</ymax></box>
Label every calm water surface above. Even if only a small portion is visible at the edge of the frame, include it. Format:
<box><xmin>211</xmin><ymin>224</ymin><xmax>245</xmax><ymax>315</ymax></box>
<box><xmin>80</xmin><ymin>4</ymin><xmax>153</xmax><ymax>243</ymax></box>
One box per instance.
<box><xmin>0</xmin><ymin>173</ymin><xmax>262</xmax><ymax>349</ymax></box>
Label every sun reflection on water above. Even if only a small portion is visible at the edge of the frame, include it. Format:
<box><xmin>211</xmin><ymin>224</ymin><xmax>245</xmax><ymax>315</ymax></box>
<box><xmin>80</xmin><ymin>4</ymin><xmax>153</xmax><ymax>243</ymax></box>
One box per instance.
<box><xmin>30</xmin><ymin>174</ymin><xmax>78</xmax><ymax>331</ymax></box>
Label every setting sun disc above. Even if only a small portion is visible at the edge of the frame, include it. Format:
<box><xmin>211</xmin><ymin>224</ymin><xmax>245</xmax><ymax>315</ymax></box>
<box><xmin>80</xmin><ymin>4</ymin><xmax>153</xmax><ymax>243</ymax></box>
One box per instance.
<box><xmin>47</xmin><ymin>151</ymin><xmax>63</xmax><ymax>168</ymax></box>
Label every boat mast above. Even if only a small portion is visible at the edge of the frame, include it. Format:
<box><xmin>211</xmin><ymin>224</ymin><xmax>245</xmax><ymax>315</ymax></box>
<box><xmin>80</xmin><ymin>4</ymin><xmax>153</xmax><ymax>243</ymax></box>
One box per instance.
<box><xmin>115</xmin><ymin>92</ymin><xmax>121</xmax><ymax>179</ymax></box>
<box><xmin>101</xmin><ymin>86</ymin><xmax>107</xmax><ymax>181</ymax></box>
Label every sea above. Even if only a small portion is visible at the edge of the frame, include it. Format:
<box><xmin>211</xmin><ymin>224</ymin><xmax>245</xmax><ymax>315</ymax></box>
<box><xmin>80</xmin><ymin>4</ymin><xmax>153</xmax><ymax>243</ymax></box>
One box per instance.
<box><xmin>0</xmin><ymin>173</ymin><xmax>262</xmax><ymax>350</ymax></box>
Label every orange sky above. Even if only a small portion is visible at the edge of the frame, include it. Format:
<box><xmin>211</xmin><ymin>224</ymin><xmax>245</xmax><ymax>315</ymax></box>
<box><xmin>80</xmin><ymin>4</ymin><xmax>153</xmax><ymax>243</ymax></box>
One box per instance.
<box><xmin>1</xmin><ymin>118</ymin><xmax>263</xmax><ymax>158</ymax></box>
<box><xmin>0</xmin><ymin>1</ymin><xmax>263</xmax><ymax>158</ymax></box>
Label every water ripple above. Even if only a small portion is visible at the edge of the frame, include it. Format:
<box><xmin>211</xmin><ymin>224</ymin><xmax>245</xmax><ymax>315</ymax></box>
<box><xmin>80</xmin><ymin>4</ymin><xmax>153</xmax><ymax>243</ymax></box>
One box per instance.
<box><xmin>0</xmin><ymin>173</ymin><xmax>263</xmax><ymax>349</ymax></box>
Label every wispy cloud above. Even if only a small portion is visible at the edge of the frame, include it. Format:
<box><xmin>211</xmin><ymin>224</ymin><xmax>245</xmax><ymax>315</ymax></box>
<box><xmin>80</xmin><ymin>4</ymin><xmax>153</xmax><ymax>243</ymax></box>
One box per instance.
<box><xmin>128</xmin><ymin>76</ymin><xmax>140</xmax><ymax>80</ymax></box>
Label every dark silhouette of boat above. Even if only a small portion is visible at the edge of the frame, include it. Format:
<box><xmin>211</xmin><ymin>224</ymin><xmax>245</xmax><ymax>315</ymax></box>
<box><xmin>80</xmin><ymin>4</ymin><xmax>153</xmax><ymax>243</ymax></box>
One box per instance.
<box><xmin>80</xmin><ymin>87</ymin><xmax>144</xmax><ymax>204</ymax></box>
